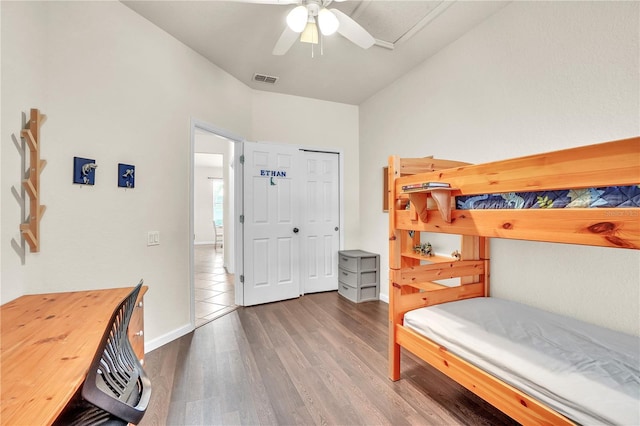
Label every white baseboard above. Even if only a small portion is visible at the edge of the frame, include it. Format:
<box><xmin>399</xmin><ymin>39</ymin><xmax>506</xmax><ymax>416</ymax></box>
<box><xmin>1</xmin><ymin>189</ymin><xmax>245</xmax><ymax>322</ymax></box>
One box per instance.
<box><xmin>194</xmin><ymin>241</ymin><xmax>215</xmax><ymax>246</ymax></box>
<box><xmin>379</xmin><ymin>293</ymin><xmax>389</xmax><ymax>303</ymax></box>
<box><xmin>145</xmin><ymin>322</ymin><xmax>194</xmax><ymax>353</ymax></box>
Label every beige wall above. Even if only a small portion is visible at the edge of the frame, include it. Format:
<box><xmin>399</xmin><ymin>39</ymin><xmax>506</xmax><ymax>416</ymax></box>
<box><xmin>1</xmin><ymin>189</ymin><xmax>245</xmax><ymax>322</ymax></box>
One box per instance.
<box><xmin>1</xmin><ymin>0</ymin><xmax>254</xmax><ymax>347</ymax></box>
<box><xmin>1</xmin><ymin>1</ymin><xmax>49</xmax><ymax>302</ymax></box>
<box><xmin>0</xmin><ymin>1</ymin><xmax>360</xmax><ymax>350</ymax></box>
<box><xmin>359</xmin><ymin>1</ymin><xmax>640</xmax><ymax>335</ymax></box>
<box><xmin>250</xmin><ymin>91</ymin><xmax>360</xmax><ymax>248</ymax></box>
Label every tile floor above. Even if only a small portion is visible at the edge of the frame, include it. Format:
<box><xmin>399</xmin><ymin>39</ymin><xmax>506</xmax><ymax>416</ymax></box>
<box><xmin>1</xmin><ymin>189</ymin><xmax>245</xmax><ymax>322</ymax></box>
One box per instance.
<box><xmin>194</xmin><ymin>244</ymin><xmax>236</xmax><ymax>328</ymax></box>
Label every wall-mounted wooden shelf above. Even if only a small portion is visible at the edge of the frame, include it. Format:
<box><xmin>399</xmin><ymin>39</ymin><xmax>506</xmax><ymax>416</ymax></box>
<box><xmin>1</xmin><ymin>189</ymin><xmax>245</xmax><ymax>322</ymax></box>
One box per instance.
<box><xmin>401</xmin><ymin>252</ymin><xmax>458</xmax><ymax>263</ymax></box>
<box><xmin>20</xmin><ymin>108</ymin><xmax>47</xmax><ymax>252</ymax></box>
<box><xmin>406</xmin><ymin>188</ymin><xmax>456</xmax><ymax>223</ymax></box>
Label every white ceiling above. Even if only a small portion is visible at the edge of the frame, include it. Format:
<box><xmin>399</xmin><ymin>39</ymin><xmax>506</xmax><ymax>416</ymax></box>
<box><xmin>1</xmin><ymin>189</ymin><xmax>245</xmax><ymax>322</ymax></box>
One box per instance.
<box><xmin>122</xmin><ymin>1</ymin><xmax>509</xmax><ymax>105</ymax></box>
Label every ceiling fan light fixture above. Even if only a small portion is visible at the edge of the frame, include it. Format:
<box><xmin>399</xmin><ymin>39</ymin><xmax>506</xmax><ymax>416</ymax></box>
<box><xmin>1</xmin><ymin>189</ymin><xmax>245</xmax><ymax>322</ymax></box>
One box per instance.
<box><xmin>286</xmin><ymin>5</ymin><xmax>308</xmax><ymax>33</ymax></box>
<box><xmin>300</xmin><ymin>17</ymin><xmax>319</xmax><ymax>44</ymax></box>
<box><xmin>318</xmin><ymin>8</ymin><xmax>339</xmax><ymax>36</ymax></box>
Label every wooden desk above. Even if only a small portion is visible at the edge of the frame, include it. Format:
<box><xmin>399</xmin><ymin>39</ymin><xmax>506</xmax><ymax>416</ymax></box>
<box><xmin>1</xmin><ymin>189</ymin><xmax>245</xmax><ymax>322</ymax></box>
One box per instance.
<box><xmin>1</xmin><ymin>286</ymin><xmax>147</xmax><ymax>425</ymax></box>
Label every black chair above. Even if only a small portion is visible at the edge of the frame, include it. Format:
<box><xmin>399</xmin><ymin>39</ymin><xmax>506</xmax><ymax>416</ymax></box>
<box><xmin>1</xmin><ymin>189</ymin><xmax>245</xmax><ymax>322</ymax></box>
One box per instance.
<box><xmin>54</xmin><ymin>280</ymin><xmax>151</xmax><ymax>426</ymax></box>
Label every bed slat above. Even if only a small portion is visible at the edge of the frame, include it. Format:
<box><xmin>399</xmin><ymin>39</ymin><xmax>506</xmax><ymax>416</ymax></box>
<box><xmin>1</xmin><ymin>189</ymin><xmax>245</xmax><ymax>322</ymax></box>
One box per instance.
<box><xmin>395</xmin><ymin>208</ymin><xmax>640</xmax><ymax>249</ymax></box>
<box><xmin>398</xmin><ymin>260</ymin><xmax>485</xmax><ymax>283</ymax></box>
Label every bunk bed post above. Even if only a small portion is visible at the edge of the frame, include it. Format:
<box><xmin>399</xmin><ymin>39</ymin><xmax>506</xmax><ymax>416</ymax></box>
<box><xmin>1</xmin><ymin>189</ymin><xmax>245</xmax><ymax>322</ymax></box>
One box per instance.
<box><xmin>480</xmin><ymin>237</ymin><xmax>490</xmax><ymax>296</ymax></box>
<box><xmin>460</xmin><ymin>235</ymin><xmax>490</xmax><ymax>296</ymax></box>
<box><xmin>460</xmin><ymin>235</ymin><xmax>478</xmax><ymax>285</ymax></box>
<box><xmin>388</xmin><ymin>156</ymin><xmax>402</xmax><ymax>381</ymax></box>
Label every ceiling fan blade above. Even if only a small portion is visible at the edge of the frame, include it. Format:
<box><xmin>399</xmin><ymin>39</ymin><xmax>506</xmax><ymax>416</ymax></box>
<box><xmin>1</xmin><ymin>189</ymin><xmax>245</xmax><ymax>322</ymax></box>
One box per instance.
<box><xmin>329</xmin><ymin>8</ymin><xmax>375</xmax><ymax>49</ymax></box>
<box><xmin>272</xmin><ymin>26</ymin><xmax>298</xmax><ymax>55</ymax></box>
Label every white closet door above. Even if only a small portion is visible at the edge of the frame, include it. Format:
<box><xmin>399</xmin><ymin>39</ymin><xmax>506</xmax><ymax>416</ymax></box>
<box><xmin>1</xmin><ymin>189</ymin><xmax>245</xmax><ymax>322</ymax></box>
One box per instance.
<box><xmin>301</xmin><ymin>150</ymin><xmax>340</xmax><ymax>294</ymax></box>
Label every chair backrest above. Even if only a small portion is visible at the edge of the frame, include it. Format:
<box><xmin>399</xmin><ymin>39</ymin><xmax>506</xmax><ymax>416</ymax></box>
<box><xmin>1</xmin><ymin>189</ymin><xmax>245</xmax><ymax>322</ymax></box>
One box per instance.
<box><xmin>213</xmin><ymin>221</ymin><xmax>223</xmax><ymax>246</ymax></box>
<box><xmin>81</xmin><ymin>280</ymin><xmax>151</xmax><ymax>424</ymax></box>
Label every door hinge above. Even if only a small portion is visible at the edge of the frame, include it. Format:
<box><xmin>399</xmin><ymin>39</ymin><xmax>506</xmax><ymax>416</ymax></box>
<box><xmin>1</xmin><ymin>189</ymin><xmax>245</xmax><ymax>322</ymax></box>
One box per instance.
<box><xmin>240</xmin><ymin>214</ymin><xmax>244</xmax><ymax>223</ymax></box>
<box><xmin>239</xmin><ymin>155</ymin><xmax>245</xmax><ymax>164</ymax></box>
<box><xmin>240</xmin><ymin>275</ymin><xmax>244</xmax><ymax>283</ymax></box>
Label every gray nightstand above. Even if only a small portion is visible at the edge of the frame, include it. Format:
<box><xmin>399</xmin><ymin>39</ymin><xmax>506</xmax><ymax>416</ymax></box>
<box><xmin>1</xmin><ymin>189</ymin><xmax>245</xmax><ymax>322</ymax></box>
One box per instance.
<box><xmin>338</xmin><ymin>250</ymin><xmax>380</xmax><ymax>303</ymax></box>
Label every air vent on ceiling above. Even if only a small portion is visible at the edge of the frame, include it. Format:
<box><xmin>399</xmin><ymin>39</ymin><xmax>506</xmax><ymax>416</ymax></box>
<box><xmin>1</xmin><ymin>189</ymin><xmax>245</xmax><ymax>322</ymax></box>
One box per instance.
<box><xmin>253</xmin><ymin>73</ymin><xmax>279</xmax><ymax>84</ymax></box>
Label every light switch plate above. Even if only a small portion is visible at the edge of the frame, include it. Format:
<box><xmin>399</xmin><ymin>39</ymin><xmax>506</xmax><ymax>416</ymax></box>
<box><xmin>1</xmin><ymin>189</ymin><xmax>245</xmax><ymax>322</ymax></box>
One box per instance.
<box><xmin>147</xmin><ymin>231</ymin><xmax>160</xmax><ymax>246</ymax></box>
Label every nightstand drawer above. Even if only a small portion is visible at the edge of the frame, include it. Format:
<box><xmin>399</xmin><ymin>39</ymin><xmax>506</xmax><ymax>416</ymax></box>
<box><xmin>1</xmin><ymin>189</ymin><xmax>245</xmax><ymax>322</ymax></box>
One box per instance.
<box><xmin>339</xmin><ymin>268</ymin><xmax>357</xmax><ymax>286</ymax></box>
<box><xmin>339</xmin><ymin>268</ymin><xmax>377</xmax><ymax>287</ymax></box>
<box><xmin>338</xmin><ymin>282</ymin><xmax>358</xmax><ymax>302</ymax></box>
<box><xmin>338</xmin><ymin>282</ymin><xmax>379</xmax><ymax>303</ymax></box>
<box><xmin>339</xmin><ymin>250</ymin><xmax>379</xmax><ymax>272</ymax></box>
<box><xmin>338</xmin><ymin>255</ymin><xmax>359</xmax><ymax>273</ymax></box>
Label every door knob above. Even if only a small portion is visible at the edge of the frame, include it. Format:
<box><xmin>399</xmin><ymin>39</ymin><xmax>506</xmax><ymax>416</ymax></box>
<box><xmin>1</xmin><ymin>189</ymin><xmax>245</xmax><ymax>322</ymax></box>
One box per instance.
<box><xmin>293</xmin><ymin>227</ymin><xmax>299</xmax><ymax>233</ymax></box>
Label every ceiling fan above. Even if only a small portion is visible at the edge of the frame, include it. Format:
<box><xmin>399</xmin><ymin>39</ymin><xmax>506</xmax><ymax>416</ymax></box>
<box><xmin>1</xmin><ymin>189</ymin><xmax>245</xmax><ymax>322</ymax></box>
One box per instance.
<box><xmin>265</xmin><ymin>0</ymin><xmax>376</xmax><ymax>55</ymax></box>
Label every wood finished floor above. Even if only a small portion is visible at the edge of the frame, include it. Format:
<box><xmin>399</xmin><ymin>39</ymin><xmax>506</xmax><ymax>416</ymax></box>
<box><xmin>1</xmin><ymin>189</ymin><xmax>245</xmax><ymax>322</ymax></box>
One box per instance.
<box><xmin>139</xmin><ymin>291</ymin><xmax>519</xmax><ymax>426</ymax></box>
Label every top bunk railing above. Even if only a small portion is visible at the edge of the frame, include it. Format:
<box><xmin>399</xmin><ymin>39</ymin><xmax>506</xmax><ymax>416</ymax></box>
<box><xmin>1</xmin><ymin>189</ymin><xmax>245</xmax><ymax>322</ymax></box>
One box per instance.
<box><xmin>388</xmin><ymin>137</ymin><xmax>640</xmax><ymax>249</ymax></box>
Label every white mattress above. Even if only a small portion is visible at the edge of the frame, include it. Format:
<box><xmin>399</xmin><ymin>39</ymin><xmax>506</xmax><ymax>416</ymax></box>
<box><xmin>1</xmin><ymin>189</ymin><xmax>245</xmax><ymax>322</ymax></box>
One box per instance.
<box><xmin>403</xmin><ymin>298</ymin><xmax>640</xmax><ymax>425</ymax></box>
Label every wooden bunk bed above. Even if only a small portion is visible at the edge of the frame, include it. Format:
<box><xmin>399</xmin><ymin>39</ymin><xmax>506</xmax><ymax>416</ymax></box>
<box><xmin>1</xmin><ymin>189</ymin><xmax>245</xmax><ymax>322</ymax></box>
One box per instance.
<box><xmin>387</xmin><ymin>137</ymin><xmax>640</xmax><ymax>425</ymax></box>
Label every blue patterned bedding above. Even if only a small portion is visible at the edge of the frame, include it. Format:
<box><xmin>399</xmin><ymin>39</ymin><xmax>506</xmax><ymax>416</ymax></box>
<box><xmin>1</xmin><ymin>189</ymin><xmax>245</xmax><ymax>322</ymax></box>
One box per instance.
<box><xmin>456</xmin><ymin>186</ymin><xmax>640</xmax><ymax>210</ymax></box>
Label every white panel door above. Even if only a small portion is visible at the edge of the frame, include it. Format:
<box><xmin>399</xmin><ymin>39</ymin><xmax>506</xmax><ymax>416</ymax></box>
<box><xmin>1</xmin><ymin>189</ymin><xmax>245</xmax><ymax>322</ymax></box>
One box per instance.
<box><xmin>242</xmin><ymin>142</ymin><xmax>301</xmax><ymax>306</ymax></box>
<box><xmin>301</xmin><ymin>151</ymin><xmax>340</xmax><ymax>294</ymax></box>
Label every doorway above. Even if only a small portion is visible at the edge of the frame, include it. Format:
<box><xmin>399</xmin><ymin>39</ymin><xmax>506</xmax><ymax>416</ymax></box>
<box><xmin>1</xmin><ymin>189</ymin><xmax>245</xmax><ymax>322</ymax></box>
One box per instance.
<box><xmin>193</xmin><ymin>153</ymin><xmax>234</xmax><ymax>326</ymax></box>
<box><xmin>190</xmin><ymin>120</ymin><xmax>243</xmax><ymax>328</ymax></box>
<box><xmin>190</xmin><ymin>122</ymin><xmax>344</xmax><ymax>322</ymax></box>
